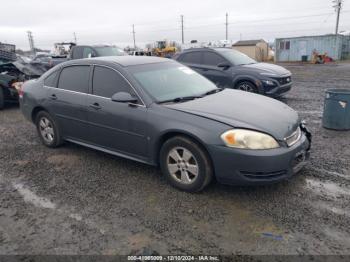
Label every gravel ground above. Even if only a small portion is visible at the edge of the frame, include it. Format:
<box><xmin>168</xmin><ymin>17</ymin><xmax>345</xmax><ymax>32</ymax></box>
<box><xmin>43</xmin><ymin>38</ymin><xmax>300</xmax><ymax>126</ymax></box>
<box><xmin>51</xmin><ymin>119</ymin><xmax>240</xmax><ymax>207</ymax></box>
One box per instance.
<box><xmin>0</xmin><ymin>63</ymin><xmax>349</xmax><ymax>256</ymax></box>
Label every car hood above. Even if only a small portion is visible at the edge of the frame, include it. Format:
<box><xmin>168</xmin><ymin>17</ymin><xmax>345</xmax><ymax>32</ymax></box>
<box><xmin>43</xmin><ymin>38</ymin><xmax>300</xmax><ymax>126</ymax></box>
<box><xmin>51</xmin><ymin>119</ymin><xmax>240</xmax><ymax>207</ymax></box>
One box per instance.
<box><xmin>241</xmin><ymin>62</ymin><xmax>291</xmax><ymax>76</ymax></box>
<box><xmin>165</xmin><ymin>89</ymin><xmax>299</xmax><ymax>140</ymax></box>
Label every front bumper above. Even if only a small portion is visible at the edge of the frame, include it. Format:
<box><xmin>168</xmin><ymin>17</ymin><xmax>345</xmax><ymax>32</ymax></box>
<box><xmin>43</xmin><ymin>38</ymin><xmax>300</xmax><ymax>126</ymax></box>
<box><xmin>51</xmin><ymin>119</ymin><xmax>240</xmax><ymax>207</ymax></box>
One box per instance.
<box><xmin>265</xmin><ymin>82</ymin><xmax>292</xmax><ymax>97</ymax></box>
<box><xmin>208</xmin><ymin>128</ymin><xmax>311</xmax><ymax>186</ymax></box>
<box><xmin>258</xmin><ymin>76</ymin><xmax>293</xmax><ymax>97</ymax></box>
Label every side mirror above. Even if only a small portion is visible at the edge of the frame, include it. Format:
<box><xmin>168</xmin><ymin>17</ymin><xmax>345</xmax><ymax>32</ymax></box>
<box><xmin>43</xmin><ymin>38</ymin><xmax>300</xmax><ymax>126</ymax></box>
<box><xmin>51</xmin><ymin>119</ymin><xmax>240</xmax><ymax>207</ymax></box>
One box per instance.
<box><xmin>217</xmin><ymin>62</ymin><xmax>231</xmax><ymax>69</ymax></box>
<box><xmin>111</xmin><ymin>92</ymin><xmax>138</xmax><ymax>104</ymax></box>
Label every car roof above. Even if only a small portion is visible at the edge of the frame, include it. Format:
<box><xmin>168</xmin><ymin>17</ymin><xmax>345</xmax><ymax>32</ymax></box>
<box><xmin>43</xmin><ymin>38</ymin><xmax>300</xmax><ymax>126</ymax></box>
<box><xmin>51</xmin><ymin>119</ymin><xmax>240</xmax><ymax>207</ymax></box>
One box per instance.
<box><xmin>63</xmin><ymin>56</ymin><xmax>171</xmax><ymax>67</ymax></box>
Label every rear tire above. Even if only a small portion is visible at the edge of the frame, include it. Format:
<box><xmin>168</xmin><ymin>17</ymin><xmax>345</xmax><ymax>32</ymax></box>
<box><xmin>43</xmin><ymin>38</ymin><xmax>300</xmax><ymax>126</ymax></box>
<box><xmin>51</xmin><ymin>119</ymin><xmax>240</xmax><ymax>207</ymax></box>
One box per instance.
<box><xmin>0</xmin><ymin>88</ymin><xmax>5</xmax><ymax>109</ymax></box>
<box><xmin>160</xmin><ymin>136</ymin><xmax>213</xmax><ymax>192</ymax></box>
<box><xmin>236</xmin><ymin>81</ymin><xmax>258</xmax><ymax>93</ymax></box>
<box><xmin>35</xmin><ymin>111</ymin><xmax>63</xmax><ymax>148</ymax></box>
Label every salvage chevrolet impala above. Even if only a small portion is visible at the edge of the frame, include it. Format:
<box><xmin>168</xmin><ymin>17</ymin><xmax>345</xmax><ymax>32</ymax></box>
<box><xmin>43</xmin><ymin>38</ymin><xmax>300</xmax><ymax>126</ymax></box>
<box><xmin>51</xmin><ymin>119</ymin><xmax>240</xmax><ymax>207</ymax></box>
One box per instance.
<box><xmin>20</xmin><ymin>57</ymin><xmax>311</xmax><ymax>192</ymax></box>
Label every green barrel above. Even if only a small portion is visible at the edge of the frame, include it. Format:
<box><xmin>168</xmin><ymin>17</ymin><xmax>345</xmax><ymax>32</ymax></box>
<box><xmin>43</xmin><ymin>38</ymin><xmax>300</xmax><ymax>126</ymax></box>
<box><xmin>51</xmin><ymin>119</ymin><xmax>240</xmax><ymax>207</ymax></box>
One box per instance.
<box><xmin>322</xmin><ymin>89</ymin><xmax>350</xmax><ymax>130</ymax></box>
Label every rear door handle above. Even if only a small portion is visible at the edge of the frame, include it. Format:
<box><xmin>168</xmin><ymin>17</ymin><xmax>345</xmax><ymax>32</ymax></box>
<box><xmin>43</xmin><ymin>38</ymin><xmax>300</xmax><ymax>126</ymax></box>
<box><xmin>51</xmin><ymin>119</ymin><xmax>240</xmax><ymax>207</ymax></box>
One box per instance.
<box><xmin>89</xmin><ymin>102</ymin><xmax>101</xmax><ymax>110</ymax></box>
<box><xmin>49</xmin><ymin>94</ymin><xmax>57</xmax><ymax>100</ymax></box>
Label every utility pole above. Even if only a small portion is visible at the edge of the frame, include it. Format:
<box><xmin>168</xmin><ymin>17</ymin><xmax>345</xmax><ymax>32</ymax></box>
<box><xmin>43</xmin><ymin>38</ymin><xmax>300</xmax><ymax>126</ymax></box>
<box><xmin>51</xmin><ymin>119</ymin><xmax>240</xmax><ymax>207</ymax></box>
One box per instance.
<box><xmin>132</xmin><ymin>24</ymin><xmax>136</xmax><ymax>49</ymax></box>
<box><xmin>333</xmin><ymin>0</ymin><xmax>343</xmax><ymax>35</ymax></box>
<box><xmin>73</xmin><ymin>32</ymin><xmax>77</xmax><ymax>44</ymax></box>
<box><xmin>181</xmin><ymin>15</ymin><xmax>184</xmax><ymax>44</ymax></box>
<box><xmin>27</xmin><ymin>31</ymin><xmax>35</xmax><ymax>55</ymax></box>
<box><xmin>225</xmin><ymin>13</ymin><xmax>229</xmax><ymax>41</ymax></box>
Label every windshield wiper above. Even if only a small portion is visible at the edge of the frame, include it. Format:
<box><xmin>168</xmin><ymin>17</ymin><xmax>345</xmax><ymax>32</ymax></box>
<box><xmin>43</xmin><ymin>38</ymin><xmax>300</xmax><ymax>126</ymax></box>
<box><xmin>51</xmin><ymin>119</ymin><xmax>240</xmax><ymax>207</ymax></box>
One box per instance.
<box><xmin>202</xmin><ymin>88</ymin><xmax>224</xmax><ymax>96</ymax></box>
<box><xmin>158</xmin><ymin>95</ymin><xmax>203</xmax><ymax>104</ymax></box>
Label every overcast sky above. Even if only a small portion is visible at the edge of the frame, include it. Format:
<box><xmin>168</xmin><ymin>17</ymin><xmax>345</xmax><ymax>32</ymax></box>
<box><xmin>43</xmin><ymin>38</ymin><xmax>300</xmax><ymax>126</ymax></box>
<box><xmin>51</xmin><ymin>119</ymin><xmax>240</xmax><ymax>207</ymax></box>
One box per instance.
<box><xmin>1</xmin><ymin>0</ymin><xmax>349</xmax><ymax>50</ymax></box>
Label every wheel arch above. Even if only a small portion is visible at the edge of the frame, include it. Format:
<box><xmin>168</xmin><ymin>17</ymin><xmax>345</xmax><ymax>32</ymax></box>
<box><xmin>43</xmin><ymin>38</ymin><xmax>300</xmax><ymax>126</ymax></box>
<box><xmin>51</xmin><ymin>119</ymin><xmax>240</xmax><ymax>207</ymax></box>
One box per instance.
<box><xmin>31</xmin><ymin>106</ymin><xmax>47</xmax><ymax>123</ymax></box>
<box><xmin>154</xmin><ymin>130</ymin><xmax>215</xmax><ymax>175</ymax></box>
<box><xmin>234</xmin><ymin>76</ymin><xmax>265</xmax><ymax>94</ymax></box>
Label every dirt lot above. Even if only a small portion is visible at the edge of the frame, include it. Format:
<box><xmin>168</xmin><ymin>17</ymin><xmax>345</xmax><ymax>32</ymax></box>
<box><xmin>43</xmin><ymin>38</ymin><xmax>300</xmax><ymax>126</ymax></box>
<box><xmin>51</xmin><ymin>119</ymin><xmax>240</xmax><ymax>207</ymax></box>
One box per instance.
<box><xmin>0</xmin><ymin>63</ymin><xmax>350</xmax><ymax>256</ymax></box>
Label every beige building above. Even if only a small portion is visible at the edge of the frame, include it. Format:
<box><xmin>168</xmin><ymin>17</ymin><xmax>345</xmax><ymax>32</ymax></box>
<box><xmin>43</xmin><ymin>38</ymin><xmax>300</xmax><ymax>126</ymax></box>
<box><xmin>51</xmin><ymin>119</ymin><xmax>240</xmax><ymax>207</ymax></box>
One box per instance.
<box><xmin>232</xmin><ymin>39</ymin><xmax>269</xmax><ymax>62</ymax></box>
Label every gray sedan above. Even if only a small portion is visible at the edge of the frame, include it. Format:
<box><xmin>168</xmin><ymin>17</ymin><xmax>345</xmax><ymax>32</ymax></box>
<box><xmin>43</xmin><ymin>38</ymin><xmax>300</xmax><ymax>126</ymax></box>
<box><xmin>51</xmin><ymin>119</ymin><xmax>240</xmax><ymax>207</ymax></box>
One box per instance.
<box><xmin>20</xmin><ymin>56</ymin><xmax>311</xmax><ymax>192</ymax></box>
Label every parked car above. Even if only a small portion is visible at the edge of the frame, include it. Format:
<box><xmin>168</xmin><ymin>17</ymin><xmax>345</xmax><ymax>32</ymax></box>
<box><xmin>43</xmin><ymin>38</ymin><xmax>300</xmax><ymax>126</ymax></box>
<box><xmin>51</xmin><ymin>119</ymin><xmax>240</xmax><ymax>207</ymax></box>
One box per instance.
<box><xmin>69</xmin><ymin>45</ymin><xmax>127</xmax><ymax>59</ymax></box>
<box><xmin>173</xmin><ymin>48</ymin><xmax>292</xmax><ymax>97</ymax></box>
<box><xmin>20</xmin><ymin>57</ymin><xmax>311</xmax><ymax>192</ymax></box>
<box><xmin>32</xmin><ymin>54</ymin><xmax>67</xmax><ymax>70</ymax></box>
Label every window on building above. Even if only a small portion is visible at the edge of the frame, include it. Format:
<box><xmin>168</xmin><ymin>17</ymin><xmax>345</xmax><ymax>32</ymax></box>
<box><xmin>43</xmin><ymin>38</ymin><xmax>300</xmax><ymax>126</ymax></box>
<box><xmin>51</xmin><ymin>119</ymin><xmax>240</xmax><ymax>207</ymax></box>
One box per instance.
<box><xmin>279</xmin><ymin>41</ymin><xmax>291</xmax><ymax>50</ymax></box>
<box><xmin>285</xmin><ymin>41</ymin><xmax>290</xmax><ymax>50</ymax></box>
<box><xmin>280</xmin><ymin>41</ymin><xmax>285</xmax><ymax>50</ymax></box>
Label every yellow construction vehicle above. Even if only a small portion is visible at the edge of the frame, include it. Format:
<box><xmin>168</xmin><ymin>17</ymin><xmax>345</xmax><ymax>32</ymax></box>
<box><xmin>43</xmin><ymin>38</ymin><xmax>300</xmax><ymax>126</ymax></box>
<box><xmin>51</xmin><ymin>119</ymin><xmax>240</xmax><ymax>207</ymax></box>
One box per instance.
<box><xmin>153</xmin><ymin>41</ymin><xmax>177</xmax><ymax>57</ymax></box>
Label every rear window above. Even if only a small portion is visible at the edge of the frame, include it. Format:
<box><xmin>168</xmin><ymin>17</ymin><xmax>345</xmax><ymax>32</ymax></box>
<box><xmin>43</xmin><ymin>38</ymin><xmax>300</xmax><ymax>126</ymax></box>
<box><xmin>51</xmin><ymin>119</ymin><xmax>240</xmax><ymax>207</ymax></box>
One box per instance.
<box><xmin>58</xmin><ymin>65</ymin><xmax>90</xmax><ymax>93</ymax></box>
<box><xmin>178</xmin><ymin>52</ymin><xmax>201</xmax><ymax>64</ymax></box>
<box><xmin>44</xmin><ymin>70</ymin><xmax>59</xmax><ymax>87</ymax></box>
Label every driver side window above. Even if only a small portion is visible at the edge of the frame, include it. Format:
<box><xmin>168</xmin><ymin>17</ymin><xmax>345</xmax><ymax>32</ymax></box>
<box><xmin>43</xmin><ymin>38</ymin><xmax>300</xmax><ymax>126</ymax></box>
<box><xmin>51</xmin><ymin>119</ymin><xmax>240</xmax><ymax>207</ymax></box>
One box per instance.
<box><xmin>92</xmin><ymin>66</ymin><xmax>138</xmax><ymax>102</ymax></box>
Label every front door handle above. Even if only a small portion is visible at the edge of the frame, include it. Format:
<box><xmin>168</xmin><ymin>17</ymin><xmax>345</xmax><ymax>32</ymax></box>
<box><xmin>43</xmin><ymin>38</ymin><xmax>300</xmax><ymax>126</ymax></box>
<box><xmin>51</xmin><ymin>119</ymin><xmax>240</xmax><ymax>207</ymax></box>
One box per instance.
<box><xmin>90</xmin><ymin>102</ymin><xmax>101</xmax><ymax>110</ymax></box>
<box><xmin>49</xmin><ymin>94</ymin><xmax>57</xmax><ymax>100</ymax></box>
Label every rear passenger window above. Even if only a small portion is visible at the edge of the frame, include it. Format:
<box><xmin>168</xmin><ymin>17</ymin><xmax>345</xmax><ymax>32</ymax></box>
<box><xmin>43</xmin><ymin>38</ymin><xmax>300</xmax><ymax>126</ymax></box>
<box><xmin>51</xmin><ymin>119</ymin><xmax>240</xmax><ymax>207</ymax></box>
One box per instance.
<box><xmin>93</xmin><ymin>66</ymin><xmax>134</xmax><ymax>98</ymax></box>
<box><xmin>58</xmin><ymin>65</ymin><xmax>90</xmax><ymax>93</ymax></box>
<box><xmin>179</xmin><ymin>52</ymin><xmax>201</xmax><ymax>64</ymax></box>
<box><xmin>203</xmin><ymin>52</ymin><xmax>226</xmax><ymax>66</ymax></box>
<box><xmin>44</xmin><ymin>70</ymin><xmax>58</xmax><ymax>87</ymax></box>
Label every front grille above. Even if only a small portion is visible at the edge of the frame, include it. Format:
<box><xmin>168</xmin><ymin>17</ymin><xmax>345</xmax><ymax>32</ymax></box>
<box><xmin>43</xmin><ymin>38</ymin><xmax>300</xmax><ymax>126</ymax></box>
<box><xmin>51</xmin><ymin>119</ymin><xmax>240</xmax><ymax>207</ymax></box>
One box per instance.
<box><xmin>285</xmin><ymin>127</ymin><xmax>301</xmax><ymax>147</ymax></box>
<box><xmin>240</xmin><ymin>170</ymin><xmax>287</xmax><ymax>180</ymax></box>
<box><xmin>273</xmin><ymin>76</ymin><xmax>292</xmax><ymax>85</ymax></box>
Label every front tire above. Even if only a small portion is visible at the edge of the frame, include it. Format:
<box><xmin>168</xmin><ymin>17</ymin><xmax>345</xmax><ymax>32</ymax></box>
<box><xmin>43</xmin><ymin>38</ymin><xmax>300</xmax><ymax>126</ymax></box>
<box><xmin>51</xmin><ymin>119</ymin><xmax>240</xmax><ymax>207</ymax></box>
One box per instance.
<box><xmin>160</xmin><ymin>136</ymin><xmax>213</xmax><ymax>192</ymax></box>
<box><xmin>35</xmin><ymin>111</ymin><xmax>62</xmax><ymax>148</ymax></box>
<box><xmin>236</xmin><ymin>81</ymin><xmax>258</xmax><ymax>93</ymax></box>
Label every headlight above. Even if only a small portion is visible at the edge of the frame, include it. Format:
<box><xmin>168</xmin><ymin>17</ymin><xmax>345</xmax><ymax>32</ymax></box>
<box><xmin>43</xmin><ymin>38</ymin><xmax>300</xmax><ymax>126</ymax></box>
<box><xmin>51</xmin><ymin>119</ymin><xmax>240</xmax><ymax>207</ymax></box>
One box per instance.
<box><xmin>260</xmin><ymin>72</ymin><xmax>277</xmax><ymax>77</ymax></box>
<box><xmin>221</xmin><ymin>129</ymin><xmax>279</xmax><ymax>150</ymax></box>
<box><xmin>261</xmin><ymin>80</ymin><xmax>276</xmax><ymax>86</ymax></box>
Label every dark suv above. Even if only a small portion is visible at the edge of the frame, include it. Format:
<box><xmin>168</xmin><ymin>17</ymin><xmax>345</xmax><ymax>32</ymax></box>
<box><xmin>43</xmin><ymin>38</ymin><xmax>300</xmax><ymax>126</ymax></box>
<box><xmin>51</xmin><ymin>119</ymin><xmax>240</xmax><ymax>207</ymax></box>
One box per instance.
<box><xmin>173</xmin><ymin>48</ymin><xmax>292</xmax><ymax>97</ymax></box>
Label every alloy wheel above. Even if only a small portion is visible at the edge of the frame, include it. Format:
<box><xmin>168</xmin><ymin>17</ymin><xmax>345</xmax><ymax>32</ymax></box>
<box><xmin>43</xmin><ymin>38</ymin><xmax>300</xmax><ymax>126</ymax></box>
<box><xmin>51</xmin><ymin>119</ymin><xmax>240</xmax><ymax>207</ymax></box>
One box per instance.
<box><xmin>167</xmin><ymin>147</ymin><xmax>199</xmax><ymax>185</ymax></box>
<box><xmin>238</xmin><ymin>83</ymin><xmax>255</xmax><ymax>92</ymax></box>
<box><xmin>39</xmin><ymin>117</ymin><xmax>55</xmax><ymax>143</ymax></box>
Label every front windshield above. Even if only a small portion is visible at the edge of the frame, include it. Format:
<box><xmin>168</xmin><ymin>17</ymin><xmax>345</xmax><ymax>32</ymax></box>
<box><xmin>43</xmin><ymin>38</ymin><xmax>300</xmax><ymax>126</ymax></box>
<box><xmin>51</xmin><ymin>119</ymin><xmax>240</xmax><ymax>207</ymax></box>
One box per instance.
<box><xmin>95</xmin><ymin>46</ymin><xmax>127</xmax><ymax>56</ymax></box>
<box><xmin>218</xmin><ymin>49</ymin><xmax>257</xmax><ymax>65</ymax></box>
<box><xmin>130</xmin><ymin>63</ymin><xmax>218</xmax><ymax>102</ymax></box>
